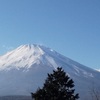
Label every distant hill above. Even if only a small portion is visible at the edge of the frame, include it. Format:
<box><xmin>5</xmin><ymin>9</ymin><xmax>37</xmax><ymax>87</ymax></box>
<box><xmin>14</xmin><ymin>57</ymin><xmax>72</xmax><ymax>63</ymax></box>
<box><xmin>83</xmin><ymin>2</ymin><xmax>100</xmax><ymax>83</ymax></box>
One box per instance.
<box><xmin>0</xmin><ymin>96</ymin><xmax>32</xmax><ymax>100</ymax></box>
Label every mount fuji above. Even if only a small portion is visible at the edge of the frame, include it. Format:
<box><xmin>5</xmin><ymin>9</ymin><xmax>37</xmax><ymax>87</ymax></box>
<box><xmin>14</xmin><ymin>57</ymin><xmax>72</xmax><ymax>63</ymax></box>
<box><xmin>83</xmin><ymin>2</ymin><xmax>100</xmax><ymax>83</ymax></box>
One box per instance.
<box><xmin>0</xmin><ymin>44</ymin><xmax>100</xmax><ymax>100</ymax></box>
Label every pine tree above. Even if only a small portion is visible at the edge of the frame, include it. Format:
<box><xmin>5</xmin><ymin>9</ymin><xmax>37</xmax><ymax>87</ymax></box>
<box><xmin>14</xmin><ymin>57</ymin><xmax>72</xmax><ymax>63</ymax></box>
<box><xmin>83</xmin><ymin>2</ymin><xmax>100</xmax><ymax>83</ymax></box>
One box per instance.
<box><xmin>31</xmin><ymin>67</ymin><xmax>79</xmax><ymax>100</ymax></box>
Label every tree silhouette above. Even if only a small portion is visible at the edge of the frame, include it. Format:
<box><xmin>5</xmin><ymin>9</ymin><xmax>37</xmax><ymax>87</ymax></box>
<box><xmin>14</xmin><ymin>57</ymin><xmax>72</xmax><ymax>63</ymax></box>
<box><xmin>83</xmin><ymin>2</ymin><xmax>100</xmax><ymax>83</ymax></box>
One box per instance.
<box><xmin>31</xmin><ymin>67</ymin><xmax>79</xmax><ymax>100</ymax></box>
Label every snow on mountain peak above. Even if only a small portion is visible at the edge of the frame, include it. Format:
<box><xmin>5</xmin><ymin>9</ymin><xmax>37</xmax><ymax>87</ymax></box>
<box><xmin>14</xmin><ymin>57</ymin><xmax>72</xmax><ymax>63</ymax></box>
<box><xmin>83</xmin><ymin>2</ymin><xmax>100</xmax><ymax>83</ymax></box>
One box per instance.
<box><xmin>0</xmin><ymin>44</ymin><xmax>45</xmax><ymax>70</ymax></box>
<box><xmin>0</xmin><ymin>44</ymin><xmax>97</xmax><ymax>74</ymax></box>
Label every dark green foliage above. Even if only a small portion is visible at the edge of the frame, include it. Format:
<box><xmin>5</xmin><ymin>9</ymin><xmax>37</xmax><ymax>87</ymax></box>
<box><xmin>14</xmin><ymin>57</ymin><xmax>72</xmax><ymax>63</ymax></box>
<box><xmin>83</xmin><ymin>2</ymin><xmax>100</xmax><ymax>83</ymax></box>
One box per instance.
<box><xmin>31</xmin><ymin>67</ymin><xmax>79</xmax><ymax>100</ymax></box>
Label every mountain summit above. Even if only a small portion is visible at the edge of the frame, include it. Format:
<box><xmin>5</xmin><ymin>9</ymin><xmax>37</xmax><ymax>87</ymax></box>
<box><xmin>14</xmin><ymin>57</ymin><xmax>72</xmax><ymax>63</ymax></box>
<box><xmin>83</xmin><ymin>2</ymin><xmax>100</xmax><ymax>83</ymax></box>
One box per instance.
<box><xmin>0</xmin><ymin>44</ymin><xmax>45</xmax><ymax>70</ymax></box>
<box><xmin>0</xmin><ymin>44</ymin><xmax>100</xmax><ymax>100</ymax></box>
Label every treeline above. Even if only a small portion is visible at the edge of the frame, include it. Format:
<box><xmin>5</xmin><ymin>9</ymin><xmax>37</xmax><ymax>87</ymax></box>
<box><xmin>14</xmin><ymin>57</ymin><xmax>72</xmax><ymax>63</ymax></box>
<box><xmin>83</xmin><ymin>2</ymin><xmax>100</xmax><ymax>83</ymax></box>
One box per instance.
<box><xmin>0</xmin><ymin>96</ymin><xmax>32</xmax><ymax>100</ymax></box>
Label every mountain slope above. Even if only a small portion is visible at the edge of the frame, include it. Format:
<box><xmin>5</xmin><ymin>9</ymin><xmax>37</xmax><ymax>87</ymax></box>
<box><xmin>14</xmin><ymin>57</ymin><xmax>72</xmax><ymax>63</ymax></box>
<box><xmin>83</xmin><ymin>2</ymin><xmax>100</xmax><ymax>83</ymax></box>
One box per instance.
<box><xmin>0</xmin><ymin>44</ymin><xmax>100</xmax><ymax>100</ymax></box>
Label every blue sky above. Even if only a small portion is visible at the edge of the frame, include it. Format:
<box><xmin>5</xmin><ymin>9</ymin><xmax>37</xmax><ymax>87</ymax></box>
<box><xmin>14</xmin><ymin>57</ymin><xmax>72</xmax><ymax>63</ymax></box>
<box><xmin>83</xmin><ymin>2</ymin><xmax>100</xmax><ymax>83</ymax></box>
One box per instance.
<box><xmin>0</xmin><ymin>0</ymin><xmax>100</xmax><ymax>69</ymax></box>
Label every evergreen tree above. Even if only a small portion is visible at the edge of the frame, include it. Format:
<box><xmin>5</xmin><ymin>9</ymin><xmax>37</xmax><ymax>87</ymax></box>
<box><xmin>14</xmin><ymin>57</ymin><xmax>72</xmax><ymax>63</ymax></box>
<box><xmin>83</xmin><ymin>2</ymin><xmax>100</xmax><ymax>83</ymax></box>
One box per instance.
<box><xmin>31</xmin><ymin>67</ymin><xmax>79</xmax><ymax>100</ymax></box>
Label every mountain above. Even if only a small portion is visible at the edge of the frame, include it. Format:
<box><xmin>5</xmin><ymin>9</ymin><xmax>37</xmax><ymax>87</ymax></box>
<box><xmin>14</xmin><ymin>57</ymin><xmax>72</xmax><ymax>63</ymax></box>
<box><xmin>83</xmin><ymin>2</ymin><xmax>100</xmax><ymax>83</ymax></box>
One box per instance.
<box><xmin>0</xmin><ymin>44</ymin><xmax>100</xmax><ymax>100</ymax></box>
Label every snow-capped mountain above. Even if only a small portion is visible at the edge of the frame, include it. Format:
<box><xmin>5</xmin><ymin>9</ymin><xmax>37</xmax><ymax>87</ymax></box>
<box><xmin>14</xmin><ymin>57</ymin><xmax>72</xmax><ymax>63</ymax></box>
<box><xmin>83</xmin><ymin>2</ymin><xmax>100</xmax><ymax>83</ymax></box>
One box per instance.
<box><xmin>0</xmin><ymin>44</ymin><xmax>100</xmax><ymax>100</ymax></box>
